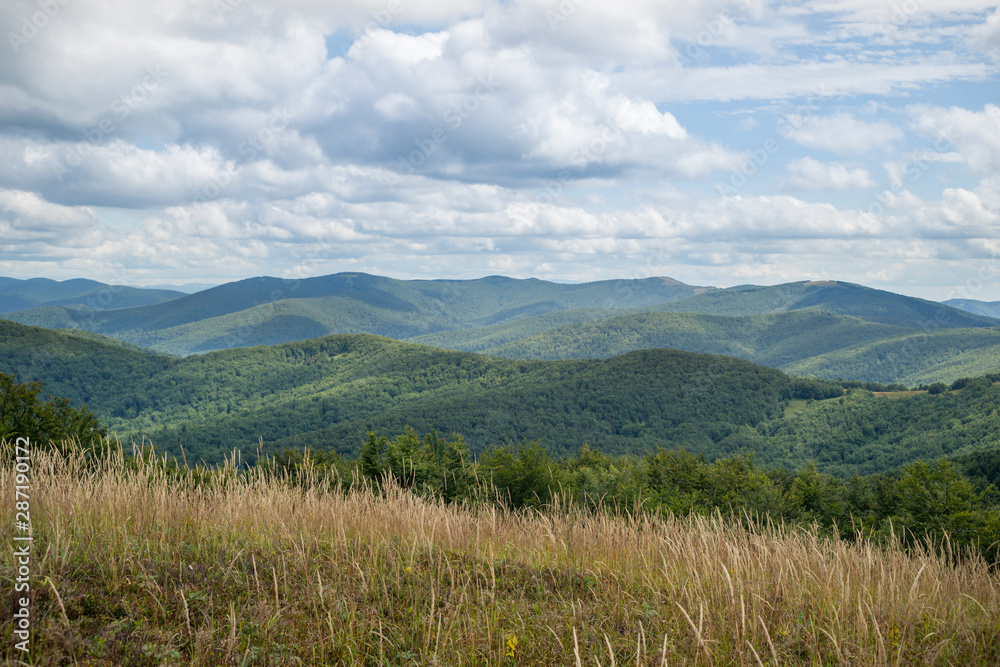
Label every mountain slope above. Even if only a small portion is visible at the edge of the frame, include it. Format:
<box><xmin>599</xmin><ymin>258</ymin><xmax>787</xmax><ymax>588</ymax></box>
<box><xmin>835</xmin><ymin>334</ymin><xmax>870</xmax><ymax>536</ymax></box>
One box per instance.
<box><xmin>1</xmin><ymin>273</ymin><xmax>707</xmax><ymax>354</ymax></box>
<box><xmin>6</xmin><ymin>319</ymin><xmax>1000</xmax><ymax>480</ymax></box>
<box><xmin>413</xmin><ymin>308</ymin><xmax>1000</xmax><ymax>385</ymax></box>
<box><xmin>945</xmin><ymin>298</ymin><xmax>1000</xmax><ymax>320</ymax></box>
<box><xmin>654</xmin><ymin>281</ymin><xmax>998</xmax><ymax>328</ymax></box>
<box><xmin>0</xmin><ymin>277</ymin><xmax>183</xmax><ymax>313</ymax></box>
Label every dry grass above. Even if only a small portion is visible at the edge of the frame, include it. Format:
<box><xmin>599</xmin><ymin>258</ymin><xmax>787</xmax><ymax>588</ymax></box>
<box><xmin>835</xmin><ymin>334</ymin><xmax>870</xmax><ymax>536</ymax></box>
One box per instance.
<box><xmin>2</xmin><ymin>441</ymin><xmax>999</xmax><ymax>665</ymax></box>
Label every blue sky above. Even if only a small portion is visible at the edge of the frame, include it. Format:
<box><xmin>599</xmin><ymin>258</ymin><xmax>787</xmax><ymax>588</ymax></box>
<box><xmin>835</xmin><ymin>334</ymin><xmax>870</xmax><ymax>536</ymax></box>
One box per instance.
<box><xmin>1</xmin><ymin>0</ymin><xmax>999</xmax><ymax>300</ymax></box>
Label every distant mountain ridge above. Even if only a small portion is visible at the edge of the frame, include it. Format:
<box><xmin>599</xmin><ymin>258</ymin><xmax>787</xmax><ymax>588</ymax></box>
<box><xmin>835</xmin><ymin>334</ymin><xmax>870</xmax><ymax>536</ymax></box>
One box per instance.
<box><xmin>0</xmin><ymin>277</ymin><xmax>184</xmax><ymax>314</ymax></box>
<box><xmin>2</xmin><ymin>273</ymin><xmax>998</xmax><ymax>385</ymax></box>
<box><xmin>0</xmin><ymin>273</ymin><xmax>708</xmax><ymax>354</ymax></box>
<box><xmin>945</xmin><ymin>298</ymin><xmax>1000</xmax><ymax>320</ymax></box>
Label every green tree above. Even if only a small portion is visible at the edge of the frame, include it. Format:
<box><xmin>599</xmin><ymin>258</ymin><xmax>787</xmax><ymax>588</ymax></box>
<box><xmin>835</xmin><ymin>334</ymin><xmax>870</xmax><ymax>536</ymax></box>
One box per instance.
<box><xmin>0</xmin><ymin>373</ymin><xmax>106</xmax><ymax>447</ymax></box>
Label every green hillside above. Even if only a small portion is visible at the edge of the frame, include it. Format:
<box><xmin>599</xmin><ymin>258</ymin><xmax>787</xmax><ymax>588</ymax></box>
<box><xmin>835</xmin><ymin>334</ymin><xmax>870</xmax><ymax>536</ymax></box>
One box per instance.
<box><xmin>6</xmin><ymin>275</ymin><xmax>997</xmax><ymax>386</ymax></box>
<box><xmin>0</xmin><ymin>277</ymin><xmax>183</xmax><ymax>313</ymax></box>
<box><xmin>945</xmin><ymin>298</ymin><xmax>1000</xmax><ymax>319</ymax></box>
<box><xmin>719</xmin><ymin>377</ymin><xmax>1000</xmax><ymax>477</ymax></box>
<box><xmin>415</xmin><ymin>308</ymin><xmax>1000</xmax><ymax>385</ymax></box>
<box><xmin>119</xmin><ymin>337</ymin><xmax>793</xmax><ymax>464</ymax></box>
<box><xmin>655</xmin><ymin>280</ymin><xmax>998</xmax><ymax>328</ymax></box>
<box><xmin>2</xmin><ymin>273</ymin><xmax>704</xmax><ymax>354</ymax></box>
<box><xmin>4</xmin><ymin>318</ymin><xmax>1000</xmax><ymax>482</ymax></box>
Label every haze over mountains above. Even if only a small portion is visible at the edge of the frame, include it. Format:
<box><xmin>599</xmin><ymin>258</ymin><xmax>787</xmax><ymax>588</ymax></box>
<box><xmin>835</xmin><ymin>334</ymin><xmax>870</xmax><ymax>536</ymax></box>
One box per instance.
<box><xmin>2</xmin><ymin>272</ymin><xmax>998</xmax><ymax>385</ymax></box>
<box><xmin>0</xmin><ymin>277</ymin><xmax>184</xmax><ymax>314</ymax></box>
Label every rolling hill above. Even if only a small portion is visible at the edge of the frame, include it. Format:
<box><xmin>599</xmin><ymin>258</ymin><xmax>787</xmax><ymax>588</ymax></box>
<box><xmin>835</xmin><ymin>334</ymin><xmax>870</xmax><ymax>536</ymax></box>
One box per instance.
<box><xmin>4</xmin><ymin>318</ymin><xmax>1000</xmax><ymax>478</ymax></box>
<box><xmin>0</xmin><ymin>277</ymin><xmax>183</xmax><ymax>313</ymax></box>
<box><xmin>945</xmin><ymin>298</ymin><xmax>1000</xmax><ymax>319</ymax></box>
<box><xmin>412</xmin><ymin>306</ymin><xmax>1000</xmax><ymax>386</ymax></box>
<box><xmin>0</xmin><ymin>319</ymin><xmax>790</xmax><ymax>463</ymax></box>
<box><xmin>4</xmin><ymin>274</ymin><xmax>999</xmax><ymax>387</ymax></box>
<box><xmin>0</xmin><ymin>273</ymin><xmax>707</xmax><ymax>354</ymax></box>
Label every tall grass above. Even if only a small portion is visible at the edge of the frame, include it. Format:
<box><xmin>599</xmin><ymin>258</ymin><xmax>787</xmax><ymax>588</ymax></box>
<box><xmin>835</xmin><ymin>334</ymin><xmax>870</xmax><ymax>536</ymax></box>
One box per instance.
<box><xmin>2</xmin><ymin>440</ymin><xmax>999</xmax><ymax>665</ymax></box>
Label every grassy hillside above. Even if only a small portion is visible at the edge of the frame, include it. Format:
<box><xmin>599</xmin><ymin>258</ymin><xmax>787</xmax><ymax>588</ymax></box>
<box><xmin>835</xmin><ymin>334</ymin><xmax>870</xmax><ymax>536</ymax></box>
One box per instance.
<box><xmin>5</xmin><ymin>444</ymin><xmax>998</xmax><ymax>666</ymax></box>
<box><xmin>1</xmin><ymin>273</ymin><xmax>705</xmax><ymax>355</ymax></box>
<box><xmin>0</xmin><ymin>276</ymin><xmax>182</xmax><ymax>313</ymax></box>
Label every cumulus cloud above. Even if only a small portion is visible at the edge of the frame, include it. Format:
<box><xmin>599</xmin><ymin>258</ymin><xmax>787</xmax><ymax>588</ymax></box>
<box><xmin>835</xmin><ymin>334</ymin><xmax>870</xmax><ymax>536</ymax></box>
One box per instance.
<box><xmin>783</xmin><ymin>157</ymin><xmax>876</xmax><ymax>191</ymax></box>
<box><xmin>910</xmin><ymin>104</ymin><xmax>1000</xmax><ymax>174</ymax></box>
<box><xmin>0</xmin><ymin>0</ymin><xmax>998</xmax><ymax>299</ymax></box>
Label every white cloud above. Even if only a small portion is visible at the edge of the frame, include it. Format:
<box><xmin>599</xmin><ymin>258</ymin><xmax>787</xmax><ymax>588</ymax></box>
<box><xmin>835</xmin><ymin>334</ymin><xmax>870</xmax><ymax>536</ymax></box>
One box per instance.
<box><xmin>910</xmin><ymin>104</ymin><xmax>1000</xmax><ymax>174</ymax></box>
<box><xmin>0</xmin><ymin>0</ymin><xmax>999</xmax><ymax>299</ymax></box>
<box><xmin>971</xmin><ymin>9</ymin><xmax>1000</xmax><ymax>52</ymax></box>
<box><xmin>783</xmin><ymin>157</ymin><xmax>876</xmax><ymax>191</ymax></box>
<box><xmin>779</xmin><ymin>112</ymin><xmax>905</xmax><ymax>155</ymax></box>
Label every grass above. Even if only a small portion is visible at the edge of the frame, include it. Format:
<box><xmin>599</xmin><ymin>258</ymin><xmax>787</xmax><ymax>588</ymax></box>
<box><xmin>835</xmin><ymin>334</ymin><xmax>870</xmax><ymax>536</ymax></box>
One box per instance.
<box><xmin>782</xmin><ymin>399</ymin><xmax>809</xmax><ymax>418</ymax></box>
<box><xmin>871</xmin><ymin>391</ymin><xmax>929</xmax><ymax>399</ymax></box>
<box><xmin>2</xmin><ymin>441</ymin><xmax>1000</xmax><ymax>665</ymax></box>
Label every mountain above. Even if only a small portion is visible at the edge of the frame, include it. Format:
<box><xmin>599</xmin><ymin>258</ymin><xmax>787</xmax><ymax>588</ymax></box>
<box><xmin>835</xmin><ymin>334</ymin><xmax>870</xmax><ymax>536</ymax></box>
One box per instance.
<box><xmin>0</xmin><ymin>318</ymin><xmax>790</xmax><ymax>464</ymax></box>
<box><xmin>944</xmin><ymin>298</ymin><xmax>1000</xmax><ymax>320</ymax></box>
<box><xmin>5</xmin><ymin>318</ymin><xmax>1000</xmax><ymax>479</ymax></box>
<box><xmin>0</xmin><ymin>273</ymin><xmax>707</xmax><ymax>355</ymax></box>
<box><xmin>0</xmin><ymin>277</ymin><xmax>184</xmax><ymax>314</ymax></box>
<box><xmin>652</xmin><ymin>280</ymin><xmax>998</xmax><ymax>328</ymax></box>
<box><xmin>4</xmin><ymin>274</ymin><xmax>998</xmax><ymax>385</ymax></box>
<box><xmin>412</xmin><ymin>306</ymin><xmax>1000</xmax><ymax>386</ymax></box>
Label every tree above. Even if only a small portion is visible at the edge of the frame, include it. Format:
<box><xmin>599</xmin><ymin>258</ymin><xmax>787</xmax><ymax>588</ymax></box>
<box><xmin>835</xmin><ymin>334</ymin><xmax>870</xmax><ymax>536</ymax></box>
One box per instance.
<box><xmin>0</xmin><ymin>373</ymin><xmax>106</xmax><ymax>446</ymax></box>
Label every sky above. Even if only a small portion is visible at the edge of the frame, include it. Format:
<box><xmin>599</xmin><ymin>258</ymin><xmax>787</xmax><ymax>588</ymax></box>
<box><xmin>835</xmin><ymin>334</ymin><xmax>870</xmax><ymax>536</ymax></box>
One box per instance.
<box><xmin>1</xmin><ymin>0</ymin><xmax>999</xmax><ymax>301</ymax></box>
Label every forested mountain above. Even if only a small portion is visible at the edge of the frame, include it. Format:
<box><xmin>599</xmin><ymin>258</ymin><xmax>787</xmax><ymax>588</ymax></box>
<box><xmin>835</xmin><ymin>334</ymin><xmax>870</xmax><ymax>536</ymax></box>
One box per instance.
<box><xmin>0</xmin><ymin>277</ymin><xmax>183</xmax><ymax>313</ymax></box>
<box><xmin>412</xmin><ymin>308</ymin><xmax>1000</xmax><ymax>385</ymax></box>
<box><xmin>5</xmin><ymin>274</ymin><xmax>996</xmax><ymax>385</ymax></box>
<box><xmin>1</xmin><ymin>273</ymin><xmax>706</xmax><ymax>354</ymax></box>
<box><xmin>652</xmin><ymin>280</ymin><xmax>997</xmax><ymax>328</ymax></box>
<box><xmin>945</xmin><ymin>298</ymin><xmax>1000</xmax><ymax>319</ymax></box>
<box><xmin>4</xmin><ymin>318</ymin><xmax>1000</xmax><ymax>482</ymax></box>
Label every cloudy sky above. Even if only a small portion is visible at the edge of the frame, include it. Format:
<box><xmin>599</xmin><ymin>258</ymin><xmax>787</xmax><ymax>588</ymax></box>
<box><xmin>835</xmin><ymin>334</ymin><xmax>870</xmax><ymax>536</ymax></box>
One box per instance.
<box><xmin>1</xmin><ymin>0</ymin><xmax>999</xmax><ymax>300</ymax></box>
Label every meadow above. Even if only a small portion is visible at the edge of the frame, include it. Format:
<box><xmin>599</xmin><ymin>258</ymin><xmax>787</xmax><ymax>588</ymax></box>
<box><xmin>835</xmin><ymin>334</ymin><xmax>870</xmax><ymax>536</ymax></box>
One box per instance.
<box><xmin>3</xmin><ymin>441</ymin><xmax>999</xmax><ymax>665</ymax></box>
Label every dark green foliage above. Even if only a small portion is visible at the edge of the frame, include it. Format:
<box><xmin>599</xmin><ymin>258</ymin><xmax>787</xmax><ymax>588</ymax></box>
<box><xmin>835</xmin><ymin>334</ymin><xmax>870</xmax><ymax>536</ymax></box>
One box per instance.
<box><xmin>358</xmin><ymin>428</ymin><xmax>473</xmax><ymax>502</ymax></box>
<box><xmin>790</xmin><ymin>377</ymin><xmax>844</xmax><ymax>399</ymax></box>
<box><xmin>478</xmin><ymin>441</ymin><xmax>560</xmax><ymax>509</ymax></box>
<box><xmin>0</xmin><ymin>372</ymin><xmax>106</xmax><ymax>445</ymax></box>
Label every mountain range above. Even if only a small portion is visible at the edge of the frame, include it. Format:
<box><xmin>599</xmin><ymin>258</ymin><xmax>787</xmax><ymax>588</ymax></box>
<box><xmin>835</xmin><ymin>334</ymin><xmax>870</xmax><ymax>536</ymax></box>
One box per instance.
<box><xmin>4</xmin><ymin>316</ymin><xmax>1000</xmax><ymax>481</ymax></box>
<box><xmin>0</xmin><ymin>277</ymin><xmax>184</xmax><ymax>314</ymax></box>
<box><xmin>2</xmin><ymin>273</ymin><xmax>998</xmax><ymax>385</ymax></box>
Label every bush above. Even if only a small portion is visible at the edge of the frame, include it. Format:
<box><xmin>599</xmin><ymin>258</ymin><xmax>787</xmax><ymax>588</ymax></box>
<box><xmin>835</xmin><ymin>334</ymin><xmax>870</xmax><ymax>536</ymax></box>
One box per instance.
<box><xmin>0</xmin><ymin>372</ymin><xmax>106</xmax><ymax>446</ymax></box>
